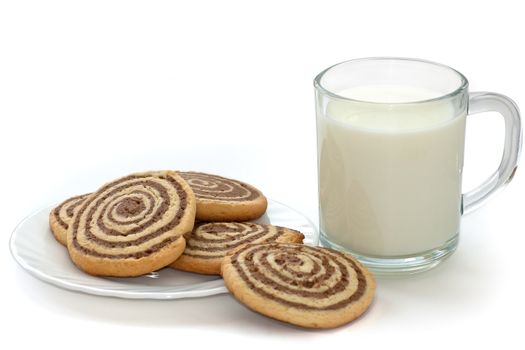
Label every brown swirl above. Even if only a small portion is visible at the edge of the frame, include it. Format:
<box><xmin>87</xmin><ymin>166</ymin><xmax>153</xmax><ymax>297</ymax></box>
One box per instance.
<box><xmin>69</xmin><ymin>172</ymin><xmax>191</xmax><ymax>259</ymax></box>
<box><xmin>229</xmin><ymin>243</ymin><xmax>367</xmax><ymax>311</ymax></box>
<box><xmin>52</xmin><ymin>193</ymin><xmax>91</xmax><ymax>230</ymax></box>
<box><xmin>183</xmin><ymin>223</ymin><xmax>303</xmax><ymax>259</ymax></box>
<box><xmin>178</xmin><ymin>171</ymin><xmax>260</xmax><ymax>202</ymax></box>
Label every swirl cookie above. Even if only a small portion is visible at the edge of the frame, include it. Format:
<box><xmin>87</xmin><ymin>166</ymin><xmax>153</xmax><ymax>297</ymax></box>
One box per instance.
<box><xmin>67</xmin><ymin>171</ymin><xmax>196</xmax><ymax>277</ymax></box>
<box><xmin>49</xmin><ymin>193</ymin><xmax>91</xmax><ymax>246</ymax></box>
<box><xmin>170</xmin><ymin>222</ymin><xmax>304</xmax><ymax>275</ymax></box>
<box><xmin>221</xmin><ymin>243</ymin><xmax>376</xmax><ymax>329</ymax></box>
<box><xmin>178</xmin><ymin>171</ymin><xmax>267</xmax><ymax>221</ymax></box>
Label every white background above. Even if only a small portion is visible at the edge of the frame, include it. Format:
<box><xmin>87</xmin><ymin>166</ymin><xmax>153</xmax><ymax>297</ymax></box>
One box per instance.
<box><xmin>1</xmin><ymin>0</ymin><xmax>523</xmax><ymax>348</ymax></box>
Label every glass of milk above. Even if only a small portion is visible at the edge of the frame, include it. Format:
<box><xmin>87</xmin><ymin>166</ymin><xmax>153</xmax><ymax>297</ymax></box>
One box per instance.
<box><xmin>314</xmin><ymin>57</ymin><xmax>521</xmax><ymax>274</ymax></box>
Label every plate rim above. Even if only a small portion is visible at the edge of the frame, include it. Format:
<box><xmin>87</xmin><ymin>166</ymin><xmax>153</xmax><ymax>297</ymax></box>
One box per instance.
<box><xmin>9</xmin><ymin>199</ymin><xmax>318</xmax><ymax>300</ymax></box>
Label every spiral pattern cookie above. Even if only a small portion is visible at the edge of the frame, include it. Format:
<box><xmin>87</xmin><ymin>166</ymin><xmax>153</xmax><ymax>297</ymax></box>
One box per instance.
<box><xmin>67</xmin><ymin>171</ymin><xmax>196</xmax><ymax>277</ymax></box>
<box><xmin>221</xmin><ymin>243</ymin><xmax>376</xmax><ymax>329</ymax></box>
<box><xmin>49</xmin><ymin>193</ymin><xmax>91</xmax><ymax>246</ymax></box>
<box><xmin>170</xmin><ymin>222</ymin><xmax>304</xmax><ymax>275</ymax></box>
<box><xmin>178</xmin><ymin>171</ymin><xmax>267</xmax><ymax>221</ymax></box>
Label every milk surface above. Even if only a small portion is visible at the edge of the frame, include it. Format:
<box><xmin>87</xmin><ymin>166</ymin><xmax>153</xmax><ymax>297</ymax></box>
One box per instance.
<box><xmin>317</xmin><ymin>85</ymin><xmax>466</xmax><ymax>256</ymax></box>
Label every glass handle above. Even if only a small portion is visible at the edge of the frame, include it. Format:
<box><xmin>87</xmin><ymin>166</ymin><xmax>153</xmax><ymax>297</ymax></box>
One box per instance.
<box><xmin>462</xmin><ymin>92</ymin><xmax>522</xmax><ymax>214</ymax></box>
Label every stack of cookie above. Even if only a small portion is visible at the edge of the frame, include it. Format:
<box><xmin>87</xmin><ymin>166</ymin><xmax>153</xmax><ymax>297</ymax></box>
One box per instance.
<box><xmin>49</xmin><ymin>170</ymin><xmax>375</xmax><ymax>328</ymax></box>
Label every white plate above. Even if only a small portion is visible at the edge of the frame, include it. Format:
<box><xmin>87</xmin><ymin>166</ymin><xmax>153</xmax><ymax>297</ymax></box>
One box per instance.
<box><xmin>10</xmin><ymin>199</ymin><xmax>318</xmax><ymax>299</ymax></box>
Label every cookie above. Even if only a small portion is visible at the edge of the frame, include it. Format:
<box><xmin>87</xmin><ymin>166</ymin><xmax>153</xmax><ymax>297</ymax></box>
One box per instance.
<box><xmin>67</xmin><ymin>170</ymin><xmax>196</xmax><ymax>277</ymax></box>
<box><xmin>170</xmin><ymin>222</ymin><xmax>304</xmax><ymax>275</ymax></box>
<box><xmin>221</xmin><ymin>243</ymin><xmax>376</xmax><ymax>329</ymax></box>
<box><xmin>49</xmin><ymin>193</ymin><xmax>91</xmax><ymax>246</ymax></box>
<box><xmin>178</xmin><ymin>171</ymin><xmax>267</xmax><ymax>221</ymax></box>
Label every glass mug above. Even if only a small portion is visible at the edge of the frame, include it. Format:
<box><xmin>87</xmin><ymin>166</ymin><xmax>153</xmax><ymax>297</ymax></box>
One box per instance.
<box><xmin>314</xmin><ymin>57</ymin><xmax>521</xmax><ymax>274</ymax></box>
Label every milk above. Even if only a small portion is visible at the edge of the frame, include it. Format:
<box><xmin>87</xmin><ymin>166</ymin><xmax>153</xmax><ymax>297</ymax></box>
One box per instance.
<box><xmin>317</xmin><ymin>85</ymin><xmax>466</xmax><ymax>256</ymax></box>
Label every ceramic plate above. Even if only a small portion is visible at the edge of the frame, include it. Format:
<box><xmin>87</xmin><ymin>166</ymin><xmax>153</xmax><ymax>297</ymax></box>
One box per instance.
<box><xmin>10</xmin><ymin>199</ymin><xmax>318</xmax><ymax>299</ymax></box>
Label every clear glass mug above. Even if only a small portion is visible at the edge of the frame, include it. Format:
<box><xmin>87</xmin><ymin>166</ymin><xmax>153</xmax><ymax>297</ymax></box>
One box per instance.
<box><xmin>314</xmin><ymin>58</ymin><xmax>521</xmax><ymax>274</ymax></box>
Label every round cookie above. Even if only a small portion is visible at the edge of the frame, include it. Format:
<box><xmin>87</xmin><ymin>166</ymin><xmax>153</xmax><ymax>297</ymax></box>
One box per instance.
<box><xmin>49</xmin><ymin>193</ymin><xmax>91</xmax><ymax>246</ymax></box>
<box><xmin>221</xmin><ymin>243</ymin><xmax>376</xmax><ymax>329</ymax></box>
<box><xmin>170</xmin><ymin>222</ymin><xmax>304</xmax><ymax>275</ymax></box>
<box><xmin>67</xmin><ymin>170</ymin><xmax>196</xmax><ymax>277</ymax></box>
<box><xmin>178</xmin><ymin>171</ymin><xmax>267</xmax><ymax>221</ymax></box>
